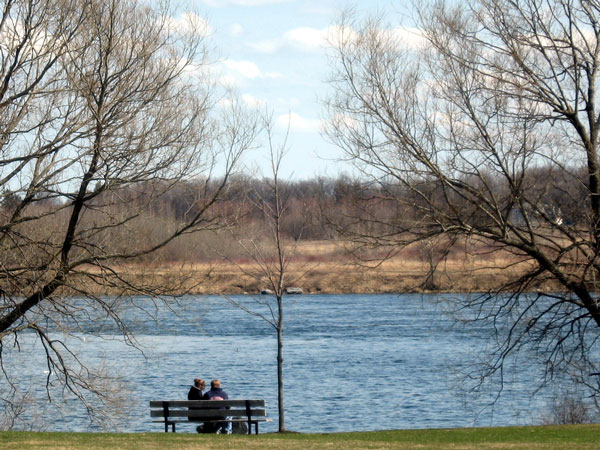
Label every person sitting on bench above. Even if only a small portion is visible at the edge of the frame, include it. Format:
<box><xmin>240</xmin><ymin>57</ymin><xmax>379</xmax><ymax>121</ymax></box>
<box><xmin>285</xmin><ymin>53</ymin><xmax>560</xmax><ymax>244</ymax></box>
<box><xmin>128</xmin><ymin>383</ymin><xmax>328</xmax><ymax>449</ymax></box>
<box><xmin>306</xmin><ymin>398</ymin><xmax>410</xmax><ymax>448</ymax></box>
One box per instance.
<box><xmin>187</xmin><ymin>378</ymin><xmax>205</xmax><ymax>429</ymax></box>
<box><xmin>188</xmin><ymin>378</ymin><xmax>205</xmax><ymax>401</ymax></box>
<box><xmin>202</xmin><ymin>379</ymin><xmax>231</xmax><ymax>434</ymax></box>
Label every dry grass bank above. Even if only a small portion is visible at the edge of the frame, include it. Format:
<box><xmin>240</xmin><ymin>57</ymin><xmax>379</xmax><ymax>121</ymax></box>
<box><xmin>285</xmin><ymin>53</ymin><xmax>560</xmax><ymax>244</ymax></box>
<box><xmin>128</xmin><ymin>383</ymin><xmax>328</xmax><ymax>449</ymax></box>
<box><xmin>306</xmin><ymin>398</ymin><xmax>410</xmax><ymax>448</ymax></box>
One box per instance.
<box><xmin>71</xmin><ymin>240</ymin><xmax>561</xmax><ymax>296</ymax></box>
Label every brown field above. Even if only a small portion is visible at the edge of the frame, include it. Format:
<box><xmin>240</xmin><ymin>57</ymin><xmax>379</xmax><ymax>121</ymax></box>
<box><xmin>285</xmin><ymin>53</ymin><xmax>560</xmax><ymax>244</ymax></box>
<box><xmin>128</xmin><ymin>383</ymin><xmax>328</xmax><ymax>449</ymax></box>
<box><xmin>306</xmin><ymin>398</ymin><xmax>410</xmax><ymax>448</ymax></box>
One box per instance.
<box><xmin>74</xmin><ymin>240</ymin><xmax>562</xmax><ymax>296</ymax></box>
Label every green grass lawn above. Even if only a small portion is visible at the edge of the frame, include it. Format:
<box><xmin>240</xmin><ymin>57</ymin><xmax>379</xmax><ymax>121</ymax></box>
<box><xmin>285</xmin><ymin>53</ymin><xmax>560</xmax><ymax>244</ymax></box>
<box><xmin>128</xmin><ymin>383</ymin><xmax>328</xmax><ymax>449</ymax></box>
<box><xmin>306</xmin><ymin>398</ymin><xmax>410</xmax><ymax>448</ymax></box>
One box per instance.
<box><xmin>1</xmin><ymin>425</ymin><xmax>599</xmax><ymax>450</ymax></box>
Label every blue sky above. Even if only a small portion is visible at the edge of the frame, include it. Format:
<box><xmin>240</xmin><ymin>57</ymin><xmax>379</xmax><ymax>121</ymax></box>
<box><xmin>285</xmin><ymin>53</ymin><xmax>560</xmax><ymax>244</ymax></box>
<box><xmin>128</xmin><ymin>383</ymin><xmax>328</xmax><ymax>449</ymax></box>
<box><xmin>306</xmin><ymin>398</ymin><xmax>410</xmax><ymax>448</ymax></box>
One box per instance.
<box><xmin>178</xmin><ymin>0</ymin><xmax>402</xmax><ymax>179</ymax></box>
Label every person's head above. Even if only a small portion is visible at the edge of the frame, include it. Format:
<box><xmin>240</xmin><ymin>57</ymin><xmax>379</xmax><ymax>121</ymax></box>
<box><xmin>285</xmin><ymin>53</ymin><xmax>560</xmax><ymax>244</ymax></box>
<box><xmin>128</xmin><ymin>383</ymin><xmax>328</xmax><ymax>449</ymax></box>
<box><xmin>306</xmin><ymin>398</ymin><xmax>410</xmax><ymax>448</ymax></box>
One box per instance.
<box><xmin>211</xmin><ymin>379</ymin><xmax>221</xmax><ymax>389</ymax></box>
<box><xmin>194</xmin><ymin>378</ymin><xmax>205</xmax><ymax>389</ymax></box>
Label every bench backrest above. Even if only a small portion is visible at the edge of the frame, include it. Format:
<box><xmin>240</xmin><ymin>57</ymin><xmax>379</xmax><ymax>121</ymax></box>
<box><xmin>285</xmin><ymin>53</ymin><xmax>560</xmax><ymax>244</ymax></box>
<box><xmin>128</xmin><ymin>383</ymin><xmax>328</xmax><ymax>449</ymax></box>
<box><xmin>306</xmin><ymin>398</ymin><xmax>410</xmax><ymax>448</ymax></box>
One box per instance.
<box><xmin>149</xmin><ymin>400</ymin><xmax>266</xmax><ymax>420</ymax></box>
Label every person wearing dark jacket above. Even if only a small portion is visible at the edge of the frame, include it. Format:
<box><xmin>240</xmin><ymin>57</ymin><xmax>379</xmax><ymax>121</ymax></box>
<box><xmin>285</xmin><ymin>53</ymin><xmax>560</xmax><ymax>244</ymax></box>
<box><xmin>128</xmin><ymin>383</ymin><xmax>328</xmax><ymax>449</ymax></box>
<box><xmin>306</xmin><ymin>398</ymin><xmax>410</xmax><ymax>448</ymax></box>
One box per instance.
<box><xmin>187</xmin><ymin>378</ymin><xmax>205</xmax><ymax>429</ymax></box>
<box><xmin>188</xmin><ymin>378</ymin><xmax>205</xmax><ymax>401</ymax></box>
<box><xmin>202</xmin><ymin>379</ymin><xmax>231</xmax><ymax>434</ymax></box>
<box><xmin>203</xmin><ymin>379</ymin><xmax>229</xmax><ymax>401</ymax></box>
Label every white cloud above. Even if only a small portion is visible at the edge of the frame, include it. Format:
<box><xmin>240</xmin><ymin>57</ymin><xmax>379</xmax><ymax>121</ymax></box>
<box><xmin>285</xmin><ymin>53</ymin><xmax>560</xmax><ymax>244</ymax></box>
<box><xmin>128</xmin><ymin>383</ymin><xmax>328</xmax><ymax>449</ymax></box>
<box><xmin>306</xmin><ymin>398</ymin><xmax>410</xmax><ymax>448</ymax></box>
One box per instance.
<box><xmin>248</xmin><ymin>39</ymin><xmax>281</xmax><ymax>54</ymax></box>
<box><xmin>283</xmin><ymin>27</ymin><xmax>325</xmax><ymax>52</ymax></box>
<box><xmin>276</xmin><ymin>112</ymin><xmax>322</xmax><ymax>133</ymax></box>
<box><xmin>325</xmin><ymin>24</ymin><xmax>358</xmax><ymax>49</ymax></box>
<box><xmin>223</xmin><ymin>60</ymin><xmax>262</xmax><ymax>79</ymax></box>
<box><xmin>328</xmin><ymin>112</ymin><xmax>359</xmax><ymax>133</ymax></box>
<box><xmin>248</xmin><ymin>26</ymin><xmax>328</xmax><ymax>54</ymax></box>
<box><xmin>391</xmin><ymin>26</ymin><xmax>427</xmax><ymax>50</ymax></box>
<box><xmin>248</xmin><ymin>25</ymin><xmax>359</xmax><ymax>54</ymax></box>
<box><xmin>301</xmin><ymin>24</ymin><xmax>423</xmax><ymax>53</ymax></box>
<box><xmin>229</xmin><ymin>23</ymin><xmax>244</xmax><ymax>37</ymax></box>
<box><xmin>222</xmin><ymin>59</ymin><xmax>282</xmax><ymax>80</ymax></box>
<box><xmin>200</xmin><ymin>0</ymin><xmax>294</xmax><ymax>6</ymax></box>
<box><xmin>241</xmin><ymin>93</ymin><xmax>266</xmax><ymax>107</ymax></box>
<box><xmin>166</xmin><ymin>12</ymin><xmax>213</xmax><ymax>37</ymax></box>
<box><xmin>218</xmin><ymin>73</ymin><xmax>239</xmax><ymax>88</ymax></box>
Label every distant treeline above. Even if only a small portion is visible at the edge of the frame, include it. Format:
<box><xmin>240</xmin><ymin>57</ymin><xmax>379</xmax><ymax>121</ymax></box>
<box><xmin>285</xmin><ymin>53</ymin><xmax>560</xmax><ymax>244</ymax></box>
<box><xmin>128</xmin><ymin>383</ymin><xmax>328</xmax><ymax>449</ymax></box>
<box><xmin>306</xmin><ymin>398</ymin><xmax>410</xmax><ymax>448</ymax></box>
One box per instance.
<box><xmin>0</xmin><ymin>167</ymin><xmax>588</xmax><ymax>264</ymax></box>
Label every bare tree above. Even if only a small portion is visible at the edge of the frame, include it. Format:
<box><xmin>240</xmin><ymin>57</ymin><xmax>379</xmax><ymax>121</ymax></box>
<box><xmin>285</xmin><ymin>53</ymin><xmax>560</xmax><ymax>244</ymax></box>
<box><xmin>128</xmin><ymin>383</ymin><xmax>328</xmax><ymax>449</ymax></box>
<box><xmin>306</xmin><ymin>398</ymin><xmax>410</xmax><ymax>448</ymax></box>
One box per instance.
<box><xmin>325</xmin><ymin>0</ymin><xmax>600</xmax><ymax>399</ymax></box>
<box><xmin>0</xmin><ymin>0</ymin><xmax>258</xmax><ymax>426</ymax></box>
<box><xmin>541</xmin><ymin>390</ymin><xmax>596</xmax><ymax>424</ymax></box>
<box><xmin>224</xmin><ymin>118</ymin><xmax>311</xmax><ymax>432</ymax></box>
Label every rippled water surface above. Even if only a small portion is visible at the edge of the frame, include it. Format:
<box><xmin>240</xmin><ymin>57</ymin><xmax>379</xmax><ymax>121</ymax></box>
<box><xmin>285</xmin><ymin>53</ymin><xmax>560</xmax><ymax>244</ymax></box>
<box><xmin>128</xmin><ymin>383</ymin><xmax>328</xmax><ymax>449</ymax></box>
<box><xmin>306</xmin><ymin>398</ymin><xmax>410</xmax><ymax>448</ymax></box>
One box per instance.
<box><xmin>4</xmin><ymin>294</ymin><xmax>559</xmax><ymax>432</ymax></box>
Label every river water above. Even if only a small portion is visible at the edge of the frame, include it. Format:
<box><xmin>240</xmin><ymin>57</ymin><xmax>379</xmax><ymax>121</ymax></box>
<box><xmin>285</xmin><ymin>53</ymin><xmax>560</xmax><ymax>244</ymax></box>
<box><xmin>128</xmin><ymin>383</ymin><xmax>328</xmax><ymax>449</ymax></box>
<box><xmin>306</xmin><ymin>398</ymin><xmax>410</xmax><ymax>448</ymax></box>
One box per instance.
<box><xmin>2</xmin><ymin>294</ymin><xmax>567</xmax><ymax>432</ymax></box>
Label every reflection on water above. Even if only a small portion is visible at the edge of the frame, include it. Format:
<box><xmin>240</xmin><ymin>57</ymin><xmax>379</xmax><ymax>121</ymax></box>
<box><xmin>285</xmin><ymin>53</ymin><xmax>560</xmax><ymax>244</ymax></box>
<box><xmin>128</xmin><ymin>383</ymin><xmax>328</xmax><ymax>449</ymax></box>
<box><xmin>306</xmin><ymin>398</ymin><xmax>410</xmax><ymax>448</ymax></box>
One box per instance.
<box><xmin>2</xmin><ymin>294</ymin><xmax>559</xmax><ymax>432</ymax></box>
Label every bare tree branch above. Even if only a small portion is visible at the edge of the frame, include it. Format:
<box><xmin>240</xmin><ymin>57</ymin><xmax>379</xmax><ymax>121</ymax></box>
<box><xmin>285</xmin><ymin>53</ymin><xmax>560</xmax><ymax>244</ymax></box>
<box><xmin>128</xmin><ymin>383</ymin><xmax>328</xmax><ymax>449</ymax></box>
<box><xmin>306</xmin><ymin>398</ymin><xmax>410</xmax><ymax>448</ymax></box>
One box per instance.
<box><xmin>325</xmin><ymin>0</ymin><xmax>600</xmax><ymax>402</ymax></box>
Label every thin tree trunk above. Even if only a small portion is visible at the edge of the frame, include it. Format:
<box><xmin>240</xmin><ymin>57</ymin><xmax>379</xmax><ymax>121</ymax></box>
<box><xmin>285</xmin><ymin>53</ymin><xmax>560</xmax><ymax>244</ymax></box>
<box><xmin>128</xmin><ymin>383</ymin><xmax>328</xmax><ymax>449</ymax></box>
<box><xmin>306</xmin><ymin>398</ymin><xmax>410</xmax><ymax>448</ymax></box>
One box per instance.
<box><xmin>277</xmin><ymin>295</ymin><xmax>285</xmax><ymax>432</ymax></box>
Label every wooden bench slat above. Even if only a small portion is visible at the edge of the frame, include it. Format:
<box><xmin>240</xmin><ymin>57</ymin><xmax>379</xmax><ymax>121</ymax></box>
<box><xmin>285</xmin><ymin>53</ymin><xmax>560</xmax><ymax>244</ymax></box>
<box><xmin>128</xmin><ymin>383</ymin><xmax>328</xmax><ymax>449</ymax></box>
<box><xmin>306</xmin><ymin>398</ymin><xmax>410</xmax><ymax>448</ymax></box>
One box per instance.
<box><xmin>149</xmin><ymin>400</ymin><xmax>265</xmax><ymax>408</ymax></box>
<box><xmin>153</xmin><ymin>418</ymin><xmax>270</xmax><ymax>423</ymax></box>
<box><xmin>150</xmin><ymin>409</ymin><xmax>267</xmax><ymax>419</ymax></box>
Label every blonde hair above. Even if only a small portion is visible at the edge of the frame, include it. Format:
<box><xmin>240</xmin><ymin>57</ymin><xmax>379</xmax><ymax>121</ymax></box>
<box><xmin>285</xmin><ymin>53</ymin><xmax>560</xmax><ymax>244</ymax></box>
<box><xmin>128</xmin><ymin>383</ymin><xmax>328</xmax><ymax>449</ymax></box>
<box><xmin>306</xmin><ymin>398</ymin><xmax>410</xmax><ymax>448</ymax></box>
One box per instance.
<box><xmin>194</xmin><ymin>378</ymin><xmax>205</xmax><ymax>389</ymax></box>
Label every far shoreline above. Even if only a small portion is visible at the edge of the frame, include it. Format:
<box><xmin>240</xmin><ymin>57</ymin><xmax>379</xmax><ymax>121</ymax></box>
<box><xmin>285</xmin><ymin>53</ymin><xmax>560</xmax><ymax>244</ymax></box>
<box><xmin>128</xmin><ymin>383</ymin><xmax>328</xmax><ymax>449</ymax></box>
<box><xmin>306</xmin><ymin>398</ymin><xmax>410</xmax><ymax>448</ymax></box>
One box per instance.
<box><xmin>61</xmin><ymin>256</ymin><xmax>564</xmax><ymax>297</ymax></box>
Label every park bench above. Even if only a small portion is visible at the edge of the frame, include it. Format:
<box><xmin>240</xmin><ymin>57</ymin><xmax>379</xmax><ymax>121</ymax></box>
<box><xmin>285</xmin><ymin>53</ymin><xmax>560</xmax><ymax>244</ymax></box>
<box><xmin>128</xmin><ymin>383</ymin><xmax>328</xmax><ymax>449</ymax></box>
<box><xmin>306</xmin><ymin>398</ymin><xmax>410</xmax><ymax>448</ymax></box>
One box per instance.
<box><xmin>150</xmin><ymin>399</ymin><xmax>269</xmax><ymax>434</ymax></box>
